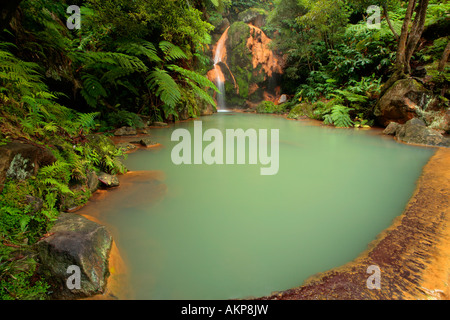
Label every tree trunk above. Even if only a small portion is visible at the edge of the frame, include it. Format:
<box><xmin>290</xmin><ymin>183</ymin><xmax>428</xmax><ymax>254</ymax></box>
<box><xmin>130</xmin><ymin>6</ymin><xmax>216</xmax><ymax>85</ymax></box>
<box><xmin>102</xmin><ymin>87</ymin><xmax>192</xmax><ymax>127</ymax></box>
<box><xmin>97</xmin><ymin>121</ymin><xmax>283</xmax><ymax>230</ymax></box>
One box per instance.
<box><xmin>404</xmin><ymin>0</ymin><xmax>430</xmax><ymax>74</ymax></box>
<box><xmin>395</xmin><ymin>0</ymin><xmax>416</xmax><ymax>72</ymax></box>
<box><xmin>0</xmin><ymin>0</ymin><xmax>23</xmax><ymax>30</ymax></box>
<box><xmin>380</xmin><ymin>0</ymin><xmax>430</xmax><ymax>97</ymax></box>
<box><xmin>383</xmin><ymin>4</ymin><xmax>399</xmax><ymax>40</ymax></box>
<box><xmin>438</xmin><ymin>41</ymin><xmax>450</xmax><ymax>72</ymax></box>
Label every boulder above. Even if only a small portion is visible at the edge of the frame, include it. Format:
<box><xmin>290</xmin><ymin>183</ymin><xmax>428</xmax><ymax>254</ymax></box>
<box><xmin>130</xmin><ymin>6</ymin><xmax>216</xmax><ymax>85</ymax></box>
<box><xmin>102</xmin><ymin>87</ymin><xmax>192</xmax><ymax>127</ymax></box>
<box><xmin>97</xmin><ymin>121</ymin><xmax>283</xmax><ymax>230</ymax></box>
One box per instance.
<box><xmin>37</xmin><ymin>213</ymin><xmax>113</xmax><ymax>299</ymax></box>
<box><xmin>395</xmin><ymin>118</ymin><xmax>447</xmax><ymax>146</ymax></box>
<box><xmin>238</xmin><ymin>8</ymin><xmax>267</xmax><ymax>28</ymax></box>
<box><xmin>215</xmin><ymin>17</ymin><xmax>230</xmax><ymax>34</ymax></box>
<box><xmin>116</xmin><ymin>142</ymin><xmax>137</xmax><ymax>153</ymax></box>
<box><xmin>383</xmin><ymin>122</ymin><xmax>402</xmax><ymax>136</ymax></box>
<box><xmin>114</xmin><ymin>126</ymin><xmax>137</xmax><ymax>136</ymax></box>
<box><xmin>152</xmin><ymin>122</ymin><xmax>168</xmax><ymax>127</ymax></box>
<box><xmin>138</xmin><ymin>138</ymin><xmax>158</xmax><ymax>147</ymax></box>
<box><xmin>278</xmin><ymin>94</ymin><xmax>288</xmax><ymax>104</ymax></box>
<box><xmin>98</xmin><ymin>172</ymin><xmax>120</xmax><ymax>187</ymax></box>
<box><xmin>0</xmin><ymin>142</ymin><xmax>56</xmax><ymax>192</ymax></box>
<box><xmin>86</xmin><ymin>170</ymin><xmax>99</xmax><ymax>193</ymax></box>
<box><xmin>374</xmin><ymin>78</ymin><xmax>432</xmax><ymax>127</ymax></box>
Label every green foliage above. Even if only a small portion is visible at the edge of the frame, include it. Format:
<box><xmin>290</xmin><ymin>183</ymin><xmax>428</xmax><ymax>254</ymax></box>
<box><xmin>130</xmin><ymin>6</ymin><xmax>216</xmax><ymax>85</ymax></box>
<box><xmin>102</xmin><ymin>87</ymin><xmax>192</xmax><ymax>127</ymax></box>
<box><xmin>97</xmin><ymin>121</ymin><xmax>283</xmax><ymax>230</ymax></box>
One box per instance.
<box><xmin>323</xmin><ymin>105</ymin><xmax>354</xmax><ymax>128</ymax></box>
<box><xmin>256</xmin><ymin>101</ymin><xmax>287</xmax><ymax>114</ymax></box>
<box><xmin>0</xmin><ymin>252</ymin><xmax>49</xmax><ymax>300</ymax></box>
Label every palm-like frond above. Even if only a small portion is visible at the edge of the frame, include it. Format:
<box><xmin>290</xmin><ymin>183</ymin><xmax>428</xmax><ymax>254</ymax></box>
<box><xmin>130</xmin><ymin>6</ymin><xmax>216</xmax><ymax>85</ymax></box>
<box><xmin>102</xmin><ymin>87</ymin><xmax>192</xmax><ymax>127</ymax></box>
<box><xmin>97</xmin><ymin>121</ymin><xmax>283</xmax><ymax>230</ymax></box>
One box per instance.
<box><xmin>159</xmin><ymin>41</ymin><xmax>188</xmax><ymax>61</ymax></box>
<box><xmin>147</xmin><ymin>68</ymin><xmax>181</xmax><ymax>108</ymax></box>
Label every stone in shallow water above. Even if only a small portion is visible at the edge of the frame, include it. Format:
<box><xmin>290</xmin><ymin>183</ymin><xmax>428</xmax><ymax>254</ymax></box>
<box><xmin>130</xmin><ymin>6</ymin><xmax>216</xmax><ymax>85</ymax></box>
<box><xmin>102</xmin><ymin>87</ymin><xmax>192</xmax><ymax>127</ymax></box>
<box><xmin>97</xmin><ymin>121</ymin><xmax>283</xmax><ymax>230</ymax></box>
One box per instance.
<box><xmin>37</xmin><ymin>213</ymin><xmax>112</xmax><ymax>299</ymax></box>
<box><xmin>383</xmin><ymin>122</ymin><xmax>402</xmax><ymax>136</ymax></box>
<box><xmin>98</xmin><ymin>172</ymin><xmax>120</xmax><ymax>187</ymax></box>
<box><xmin>396</xmin><ymin>118</ymin><xmax>446</xmax><ymax>146</ymax></box>
<box><xmin>116</xmin><ymin>142</ymin><xmax>137</xmax><ymax>152</ymax></box>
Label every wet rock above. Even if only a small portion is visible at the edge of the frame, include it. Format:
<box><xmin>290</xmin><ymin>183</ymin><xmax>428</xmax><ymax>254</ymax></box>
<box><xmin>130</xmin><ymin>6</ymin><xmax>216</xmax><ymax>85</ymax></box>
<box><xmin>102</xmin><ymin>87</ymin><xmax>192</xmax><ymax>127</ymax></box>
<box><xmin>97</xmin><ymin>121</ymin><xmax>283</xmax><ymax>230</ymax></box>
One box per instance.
<box><xmin>215</xmin><ymin>17</ymin><xmax>230</xmax><ymax>34</ymax></box>
<box><xmin>98</xmin><ymin>172</ymin><xmax>120</xmax><ymax>187</ymax></box>
<box><xmin>114</xmin><ymin>126</ymin><xmax>137</xmax><ymax>136</ymax></box>
<box><xmin>37</xmin><ymin>213</ymin><xmax>112</xmax><ymax>299</ymax></box>
<box><xmin>384</xmin><ymin>122</ymin><xmax>402</xmax><ymax>135</ymax></box>
<box><xmin>152</xmin><ymin>121</ymin><xmax>168</xmax><ymax>127</ymax></box>
<box><xmin>138</xmin><ymin>138</ymin><xmax>158</xmax><ymax>147</ymax></box>
<box><xmin>278</xmin><ymin>94</ymin><xmax>288</xmax><ymax>104</ymax></box>
<box><xmin>0</xmin><ymin>142</ymin><xmax>56</xmax><ymax>192</ymax></box>
<box><xmin>374</xmin><ymin>78</ymin><xmax>432</xmax><ymax>127</ymax></box>
<box><xmin>396</xmin><ymin>118</ymin><xmax>446</xmax><ymax>146</ymax></box>
<box><xmin>116</xmin><ymin>142</ymin><xmax>137</xmax><ymax>153</ymax></box>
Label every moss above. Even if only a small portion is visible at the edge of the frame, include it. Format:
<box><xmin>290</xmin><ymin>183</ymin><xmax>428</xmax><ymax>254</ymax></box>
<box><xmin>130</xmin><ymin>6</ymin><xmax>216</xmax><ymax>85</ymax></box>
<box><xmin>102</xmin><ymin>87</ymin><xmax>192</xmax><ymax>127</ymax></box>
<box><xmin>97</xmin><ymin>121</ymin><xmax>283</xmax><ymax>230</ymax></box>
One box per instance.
<box><xmin>288</xmin><ymin>103</ymin><xmax>316</xmax><ymax>119</ymax></box>
<box><xmin>238</xmin><ymin>8</ymin><xmax>268</xmax><ymax>23</ymax></box>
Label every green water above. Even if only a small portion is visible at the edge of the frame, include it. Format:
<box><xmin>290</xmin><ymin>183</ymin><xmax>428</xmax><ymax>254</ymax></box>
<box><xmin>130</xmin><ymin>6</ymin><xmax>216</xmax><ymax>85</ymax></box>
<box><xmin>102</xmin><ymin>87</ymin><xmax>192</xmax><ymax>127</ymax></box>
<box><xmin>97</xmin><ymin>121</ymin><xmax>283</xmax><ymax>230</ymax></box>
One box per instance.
<box><xmin>101</xmin><ymin>113</ymin><xmax>434</xmax><ymax>300</ymax></box>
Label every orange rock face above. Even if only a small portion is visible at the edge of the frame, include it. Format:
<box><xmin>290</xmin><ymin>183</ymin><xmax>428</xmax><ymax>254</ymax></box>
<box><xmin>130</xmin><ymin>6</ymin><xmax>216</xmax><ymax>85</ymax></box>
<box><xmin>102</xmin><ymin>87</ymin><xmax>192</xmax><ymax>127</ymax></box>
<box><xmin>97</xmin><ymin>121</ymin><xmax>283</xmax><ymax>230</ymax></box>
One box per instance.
<box><xmin>247</xmin><ymin>25</ymin><xmax>284</xmax><ymax>80</ymax></box>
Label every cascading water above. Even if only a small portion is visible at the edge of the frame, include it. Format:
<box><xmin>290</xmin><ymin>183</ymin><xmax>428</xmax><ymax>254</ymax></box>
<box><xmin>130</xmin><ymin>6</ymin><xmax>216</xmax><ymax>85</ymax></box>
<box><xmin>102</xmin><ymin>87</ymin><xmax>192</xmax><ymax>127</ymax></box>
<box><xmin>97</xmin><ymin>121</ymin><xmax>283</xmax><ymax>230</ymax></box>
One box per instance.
<box><xmin>212</xmin><ymin>27</ymin><xmax>229</xmax><ymax>111</ymax></box>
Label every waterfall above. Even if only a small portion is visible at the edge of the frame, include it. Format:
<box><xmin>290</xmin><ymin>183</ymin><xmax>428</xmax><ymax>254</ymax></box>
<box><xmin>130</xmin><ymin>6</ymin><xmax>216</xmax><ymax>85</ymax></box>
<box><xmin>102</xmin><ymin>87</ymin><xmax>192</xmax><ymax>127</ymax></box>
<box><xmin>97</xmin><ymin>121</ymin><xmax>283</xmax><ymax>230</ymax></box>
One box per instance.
<box><xmin>213</xmin><ymin>27</ymin><xmax>230</xmax><ymax>111</ymax></box>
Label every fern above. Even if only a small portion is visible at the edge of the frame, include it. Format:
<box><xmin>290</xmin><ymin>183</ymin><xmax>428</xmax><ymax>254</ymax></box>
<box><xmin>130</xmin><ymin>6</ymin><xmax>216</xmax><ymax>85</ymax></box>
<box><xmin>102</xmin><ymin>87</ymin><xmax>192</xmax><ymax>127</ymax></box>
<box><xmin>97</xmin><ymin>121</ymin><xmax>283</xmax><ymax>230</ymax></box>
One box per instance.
<box><xmin>116</xmin><ymin>40</ymin><xmax>162</xmax><ymax>63</ymax></box>
<box><xmin>167</xmin><ymin>64</ymin><xmax>219</xmax><ymax>92</ymax></box>
<box><xmin>325</xmin><ymin>105</ymin><xmax>354</xmax><ymax>128</ymax></box>
<box><xmin>147</xmin><ymin>69</ymin><xmax>182</xmax><ymax>108</ymax></box>
<box><xmin>76</xmin><ymin>112</ymin><xmax>100</xmax><ymax>131</ymax></box>
<box><xmin>80</xmin><ymin>74</ymin><xmax>107</xmax><ymax>108</ymax></box>
<box><xmin>159</xmin><ymin>41</ymin><xmax>188</xmax><ymax>61</ymax></box>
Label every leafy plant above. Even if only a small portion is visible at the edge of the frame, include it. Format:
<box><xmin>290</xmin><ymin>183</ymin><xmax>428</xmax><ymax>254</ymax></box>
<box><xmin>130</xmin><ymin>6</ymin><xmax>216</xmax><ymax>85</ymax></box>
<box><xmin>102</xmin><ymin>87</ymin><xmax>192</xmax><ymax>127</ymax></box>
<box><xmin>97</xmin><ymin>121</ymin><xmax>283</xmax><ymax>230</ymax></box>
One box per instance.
<box><xmin>323</xmin><ymin>105</ymin><xmax>354</xmax><ymax>128</ymax></box>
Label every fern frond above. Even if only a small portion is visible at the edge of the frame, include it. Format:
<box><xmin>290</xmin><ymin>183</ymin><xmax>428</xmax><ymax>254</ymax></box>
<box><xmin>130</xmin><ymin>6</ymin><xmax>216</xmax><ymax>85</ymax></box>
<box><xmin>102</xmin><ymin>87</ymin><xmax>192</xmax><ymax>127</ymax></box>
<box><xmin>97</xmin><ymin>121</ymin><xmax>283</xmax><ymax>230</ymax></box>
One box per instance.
<box><xmin>147</xmin><ymin>69</ymin><xmax>181</xmax><ymax>108</ymax></box>
<box><xmin>167</xmin><ymin>64</ymin><xmax>219</xmax><ymax>92</ymax></box>
<box><xmin>116</xmin><ymin>40</ymin><xmax>162</xmax><ymax>63</ymax></box>
<box><xmin>159</xmin><ymin>41</ymin><xmax>188</xmax><ymax>61</ymax></box>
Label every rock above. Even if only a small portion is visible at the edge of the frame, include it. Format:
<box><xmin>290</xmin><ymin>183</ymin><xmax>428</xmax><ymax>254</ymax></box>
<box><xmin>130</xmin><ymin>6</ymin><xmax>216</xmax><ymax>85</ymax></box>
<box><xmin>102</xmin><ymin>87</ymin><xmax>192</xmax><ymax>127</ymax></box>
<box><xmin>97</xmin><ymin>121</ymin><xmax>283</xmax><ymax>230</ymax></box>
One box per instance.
<box><xmin>152</xmin><ymin>122</ymin><xmax>168</xmax><ymax>127</ymax></box>
<box><xmin>37</xmin><ymin>213</ymin><xmax>113</xmax><ymax>299</ymax></box>
<box><xmin>278</xmin><ymin>94</ymin><xmax>288</xmax><ymax>104</ymax></box>
<box><xmin>114</xmin><ymin>126</ymin><xmax>137</xmax><ymax>136</ymax></box>
<box><xmin>98</xmin><ymin>172</ymin><xmax>120</xmax><ymax>187</ymax></box>
<box><xmin>0</xmin><ymin>142</ymin><xmax>56</xmax><ymax>192</ymax></box>
<box><xmin>383</xmin><ymin>122</ymin><xmax>402</xmax><ymax>136</ymax></box>
<box><xmin>238</xmin><ymin>8</ymin><xmax>267</xmax><ymax>28</ymax></box>
<box><xmin>215</xmin><ymin>17</ymin><xmax>230</xmax><ymax>34</ymax></box>
<box><xmin>396</xmin><ymin>118</ymin><xmax>445</xmax><ymax>146</ymax></box>
<box><xmin>374</xmin><ymin>78</ymin><xmax>432</xmax><ymax>127</ymax></box>
<box><xmin>116</xmin><ymin>142</ymin><xmax>137</xmax><ymax>153</ymax></box>
<box><xmin>138</xmin><ymin>138</ymin><xmax>158</xmax><ymax>147</ymax></box>
<box><xmin>86</xmin><ymin>171</ymin><xmax>99</xmax><ymax>193</ymax></box>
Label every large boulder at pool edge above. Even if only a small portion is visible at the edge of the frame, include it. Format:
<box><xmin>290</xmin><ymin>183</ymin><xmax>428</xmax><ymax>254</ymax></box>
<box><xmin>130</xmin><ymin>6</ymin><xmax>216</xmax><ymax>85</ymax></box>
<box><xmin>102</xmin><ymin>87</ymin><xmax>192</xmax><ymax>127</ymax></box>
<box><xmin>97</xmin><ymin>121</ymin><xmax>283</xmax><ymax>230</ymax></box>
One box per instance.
<box><xmin>37</xmin><ymin>213</ymin><xmax>113</xmax><ymax>299</ymax></box>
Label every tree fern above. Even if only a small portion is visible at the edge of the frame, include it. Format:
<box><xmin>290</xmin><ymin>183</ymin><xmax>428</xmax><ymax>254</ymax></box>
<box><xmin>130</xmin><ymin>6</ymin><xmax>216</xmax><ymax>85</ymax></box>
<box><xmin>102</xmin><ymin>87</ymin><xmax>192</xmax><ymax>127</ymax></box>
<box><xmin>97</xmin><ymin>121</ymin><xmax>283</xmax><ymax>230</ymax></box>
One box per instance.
<box><xmin>116</xmin><ymin>40</ymin><xmax>162</xmax><ymax>63</ymax></box>
<box><xmin>167</xmin><ymin>64</ymin><xmax>219</xmax><ymax>92</ymax></box>
<box><xmin>147</xmin><ymin>68</ymin><xmax>182</xmax><ymax>108</ymax></box>
<box><xmin>159</xmin><ymin>41</ymin><xmax>188</xmax><ymax>61</ymax></box>
<box><xmin>80</xmin><ymin>74</ymin><xmax>107</xmax><ymax>108</ymax></box>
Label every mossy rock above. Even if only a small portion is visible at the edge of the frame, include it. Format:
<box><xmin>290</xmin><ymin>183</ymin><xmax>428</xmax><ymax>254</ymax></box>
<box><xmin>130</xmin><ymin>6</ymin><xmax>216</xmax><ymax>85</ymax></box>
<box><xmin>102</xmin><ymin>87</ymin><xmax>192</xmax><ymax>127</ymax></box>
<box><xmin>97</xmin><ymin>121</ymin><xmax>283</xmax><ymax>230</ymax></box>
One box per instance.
<box><xmin>237</xmin><ymin>8</ymin><xmax>267</xmax><ymax>28</ymax></box>
<box><xmin>37</xmin><ymin>213</ymin><xmax>113</xmax><ymax>299</ymax></box>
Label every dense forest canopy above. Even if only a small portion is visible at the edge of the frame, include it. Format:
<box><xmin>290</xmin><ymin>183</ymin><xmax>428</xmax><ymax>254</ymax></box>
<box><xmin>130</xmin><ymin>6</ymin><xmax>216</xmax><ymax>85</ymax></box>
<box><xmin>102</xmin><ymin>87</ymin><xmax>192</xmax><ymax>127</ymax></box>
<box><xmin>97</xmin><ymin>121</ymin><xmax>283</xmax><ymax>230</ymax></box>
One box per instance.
<box><xmin>0</xmin><ymin>0</ymin><xmax>448</xmax><ymax>299</ymax></box>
